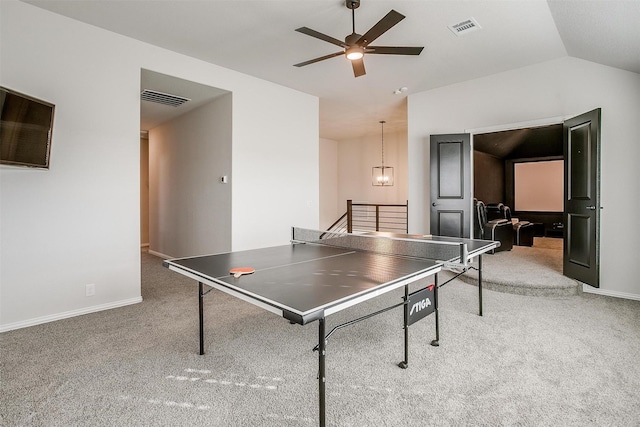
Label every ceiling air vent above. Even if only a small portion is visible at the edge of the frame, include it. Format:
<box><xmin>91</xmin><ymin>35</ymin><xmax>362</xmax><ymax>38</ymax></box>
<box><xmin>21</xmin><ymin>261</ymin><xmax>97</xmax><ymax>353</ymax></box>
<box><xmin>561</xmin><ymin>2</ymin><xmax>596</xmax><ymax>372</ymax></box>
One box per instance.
<box><xmin>140</xmin><ymin>89</ymin><xmax>190</xmax><ymax>107</ymax></box>
<box><xmin>448</xmin><ymin>17</ymin><xmax>482</xmax><ymax>36</ymax></box>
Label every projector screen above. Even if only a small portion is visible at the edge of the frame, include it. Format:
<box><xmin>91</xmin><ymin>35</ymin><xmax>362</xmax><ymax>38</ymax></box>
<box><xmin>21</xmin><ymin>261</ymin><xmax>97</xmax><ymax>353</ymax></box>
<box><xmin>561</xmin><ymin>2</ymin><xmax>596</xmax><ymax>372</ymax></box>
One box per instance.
<box><xmin>514</xmin><ymin>160</ymin><xmax>563</xmax><ymax>212</ymax></box>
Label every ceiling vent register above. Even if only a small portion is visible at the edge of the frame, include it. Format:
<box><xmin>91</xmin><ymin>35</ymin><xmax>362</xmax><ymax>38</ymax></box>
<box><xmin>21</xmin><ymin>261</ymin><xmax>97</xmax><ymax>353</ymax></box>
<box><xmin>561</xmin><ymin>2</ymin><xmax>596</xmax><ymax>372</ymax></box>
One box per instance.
<box><xmin>448</xmin><ymin>18</ymin><xmax>482</xmax><ymax>36</ymax></box>
<box><xmin>140</xmin><ymin>89</ymin><xmax>190</xmax><ymax>107</ymax></box>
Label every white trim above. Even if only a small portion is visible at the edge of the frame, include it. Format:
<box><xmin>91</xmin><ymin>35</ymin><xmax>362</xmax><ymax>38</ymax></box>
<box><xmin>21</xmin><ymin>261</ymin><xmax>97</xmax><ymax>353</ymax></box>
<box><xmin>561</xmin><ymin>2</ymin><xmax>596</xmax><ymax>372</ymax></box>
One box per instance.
<box><xmin>324</xmin><ymin>268</ymin><xmax>439</xmax><ymax>316</ymax></box>
<box><xmin>582</xmin><ymin>285</ymin><xmax>640</xmax><ymax>301</ymax></box>
<box><xmin>0</xmin><ymin>297</ymin><xmax>143</xmax><ymax>333</ymax></box>
<box><xmin>167</xmin><ymin>265</ymin><xmax>284</xmax><ymax>318</ymax></box>
<box><xmin>148</xmin><ymin>249</ymin><xmax>172</xmax><ymax>259</ymax></box>
<box><xmin>166</xmin><ymin>253</ymin><xmax>443</xmax><ymax>321</ymax></box>
<box><xmin>465</xmin><ymin>115</ymin><xmax>567</xmax><ymax>135</ymax></box>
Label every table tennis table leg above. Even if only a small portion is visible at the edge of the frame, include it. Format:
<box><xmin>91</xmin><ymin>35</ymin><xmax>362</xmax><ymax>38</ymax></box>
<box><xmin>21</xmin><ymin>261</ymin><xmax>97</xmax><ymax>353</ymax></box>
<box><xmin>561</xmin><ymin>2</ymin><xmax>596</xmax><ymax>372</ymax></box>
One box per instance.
<box><xmin>478</xmin><ymin>255</ymin><xmax>483</xmax><ymax>317</ymax></box>
<box><xmin>199</xmin><ymin>282</ymin><xmax>205</xmax><ymax>355</ymax></box>
<box><xmin>398</xmin><ymin>285</ymin><xmax>410</xmax><ymax>369</ymax></box>
<box><xmin>318</xmin><ymin>318</ymin><xmax>326</xmax><ymax>427</ymax></box>
<box><xmin>431</xmin><ymin>274</ymin><xmax>440</xmax><ymax>347</ymax></box>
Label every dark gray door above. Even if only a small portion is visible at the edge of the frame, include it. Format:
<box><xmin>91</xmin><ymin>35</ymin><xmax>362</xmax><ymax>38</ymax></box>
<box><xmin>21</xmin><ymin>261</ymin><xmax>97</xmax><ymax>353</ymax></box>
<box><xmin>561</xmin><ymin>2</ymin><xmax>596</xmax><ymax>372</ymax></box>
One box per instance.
<box><xmin>563</xmin><ymin>109</ymin><xmax>601</xmax><ymax>287</ymax></box>
<box><xmin>430</xmin><ymin>134</ymin><xmax>472</xmax><ymax>238</ymax></box>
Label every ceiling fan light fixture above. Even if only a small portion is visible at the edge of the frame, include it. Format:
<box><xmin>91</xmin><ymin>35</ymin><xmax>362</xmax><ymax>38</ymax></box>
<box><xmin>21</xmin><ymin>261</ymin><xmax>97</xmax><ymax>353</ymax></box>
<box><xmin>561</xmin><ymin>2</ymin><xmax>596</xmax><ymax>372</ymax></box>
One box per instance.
<box><xmin>294</xmin><ymin>3</ymin><xmax>422</xmax><ymax>77</ymax></box>
<box><xmin>345</xmin><ymin>46</ymin><xmax>364</xmax><ymax>60</ymax></box>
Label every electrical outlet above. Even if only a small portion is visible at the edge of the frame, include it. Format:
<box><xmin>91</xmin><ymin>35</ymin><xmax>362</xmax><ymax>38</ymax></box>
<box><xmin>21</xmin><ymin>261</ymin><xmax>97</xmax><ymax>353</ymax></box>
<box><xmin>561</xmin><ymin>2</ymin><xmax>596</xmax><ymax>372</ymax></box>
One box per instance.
<box><xmin>85</xmin><ymin>283</ymin><xmax>95</xmax><ymax>297</ymax></box>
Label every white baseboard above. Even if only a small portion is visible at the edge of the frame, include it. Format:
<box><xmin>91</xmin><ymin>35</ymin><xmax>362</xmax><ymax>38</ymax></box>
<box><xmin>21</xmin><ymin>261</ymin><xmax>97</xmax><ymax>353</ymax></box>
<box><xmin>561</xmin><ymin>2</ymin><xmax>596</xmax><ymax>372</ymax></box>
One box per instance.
<box><xmin>148</xmin><ymin>249</ymin><xmax>172</xmax><ymax>259</ymax></box>
<box><xmin>0</xmin><ymin>296</ymin><xmax>143</xmax><ymax>333</ymax></box>
<box><xmin>582</xmin><ymin>285</ymin><xmax>640</xmax><ymax>301</ymax></box>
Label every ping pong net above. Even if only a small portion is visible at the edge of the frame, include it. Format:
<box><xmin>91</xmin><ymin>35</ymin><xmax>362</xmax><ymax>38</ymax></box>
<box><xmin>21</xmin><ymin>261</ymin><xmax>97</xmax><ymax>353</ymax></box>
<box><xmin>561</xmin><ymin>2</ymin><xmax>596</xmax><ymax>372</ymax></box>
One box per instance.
<box><xmin>291</xmin><ymin>227</ymin><xmax>469</xmax><ymax>270</ymax></box>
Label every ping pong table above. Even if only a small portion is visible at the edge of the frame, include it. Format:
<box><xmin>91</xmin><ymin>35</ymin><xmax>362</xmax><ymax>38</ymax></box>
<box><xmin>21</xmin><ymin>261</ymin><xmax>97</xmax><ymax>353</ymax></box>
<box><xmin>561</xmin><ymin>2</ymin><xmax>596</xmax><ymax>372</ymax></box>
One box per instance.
<box><xmin>163</xmin><ymin>227</ymin><xmax>498</xmax><ymax>426</ymax></box>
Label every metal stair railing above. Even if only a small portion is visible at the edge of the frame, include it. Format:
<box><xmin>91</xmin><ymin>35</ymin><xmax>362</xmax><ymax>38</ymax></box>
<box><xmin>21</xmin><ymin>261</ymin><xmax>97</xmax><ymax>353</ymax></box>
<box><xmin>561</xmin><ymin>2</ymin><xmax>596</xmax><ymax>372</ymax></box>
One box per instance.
<box><xmin>326</xmin><ymin>200</ymin><xmax>408</xmax><ymax>234</ymax></box>
<box><xmin>325</xmin><ymin>212</ymin><xmax>348</xmax><ymax>234</ymax></box>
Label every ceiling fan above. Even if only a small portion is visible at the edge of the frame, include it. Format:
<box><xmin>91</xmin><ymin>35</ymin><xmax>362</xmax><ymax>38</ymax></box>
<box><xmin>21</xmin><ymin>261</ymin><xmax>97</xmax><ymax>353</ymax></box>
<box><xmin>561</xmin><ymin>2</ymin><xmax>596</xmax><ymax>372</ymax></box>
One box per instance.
<box><xmin>293</xmin><ymin>0</ymin><xmax>424</xmax><ymax>77</ymax></box>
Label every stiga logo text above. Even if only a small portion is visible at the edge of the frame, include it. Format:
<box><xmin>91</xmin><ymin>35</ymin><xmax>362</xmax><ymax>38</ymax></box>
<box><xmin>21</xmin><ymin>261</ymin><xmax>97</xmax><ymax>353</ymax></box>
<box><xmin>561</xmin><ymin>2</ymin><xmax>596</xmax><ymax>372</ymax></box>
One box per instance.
<box><xmin>409</xmin><ymin>298</ymin><xmax>432</xmax><ymax>316</ymax></box>
<box><xmin>407</xmin><ymin>284</ymin><xmax>435</xmax><ymax>326</ymax></box>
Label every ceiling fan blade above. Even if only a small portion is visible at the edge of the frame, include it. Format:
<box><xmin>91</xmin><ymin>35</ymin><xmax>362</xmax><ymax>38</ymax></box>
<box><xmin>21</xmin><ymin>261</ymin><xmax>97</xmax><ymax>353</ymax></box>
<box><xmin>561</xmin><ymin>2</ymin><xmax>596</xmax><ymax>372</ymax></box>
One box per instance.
<box><xmin>366</xmin><ymin>46</ymin><xmax>424</xmax><ymax>55</ymax></box>
<box><xmin>295</xmin><ymin>27</ymin><xmax>348</xmax><ymax>48</ymax></box>
<box><xmin>351</xmin><ymin>58</ymin><xmax>366</xmax><ymax>77</ymax></box>
<box><xmin>293</xmin><ymin>51</ymin><xmax>344</xmax><ymax>67</ymax></box>
<box><xmin>356</xmin><ymin>10</ymin><xmax>405</xmax><ymax>46</ymax></box>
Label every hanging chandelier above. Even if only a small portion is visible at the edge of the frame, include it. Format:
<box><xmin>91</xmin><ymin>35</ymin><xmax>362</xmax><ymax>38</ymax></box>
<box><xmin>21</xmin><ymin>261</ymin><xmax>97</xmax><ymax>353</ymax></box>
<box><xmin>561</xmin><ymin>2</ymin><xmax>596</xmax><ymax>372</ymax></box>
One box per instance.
<box><xmin>372</xmin><ymin>120</ymin><xmax>394</xmax><ymax>186</ymax></box>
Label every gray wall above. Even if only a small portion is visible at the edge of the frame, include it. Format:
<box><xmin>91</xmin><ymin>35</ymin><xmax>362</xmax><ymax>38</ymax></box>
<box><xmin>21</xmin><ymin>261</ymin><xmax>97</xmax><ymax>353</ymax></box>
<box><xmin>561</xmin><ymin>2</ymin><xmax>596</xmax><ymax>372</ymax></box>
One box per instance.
<box><xmin>149</xmin><ymin>94</ymin><xmax>232</xmax><ymax>258</ymax></box>
<box><xmin>408</xmin><ymin>56</ymin><xmax>640</xmax><ymax>299</ymax></box>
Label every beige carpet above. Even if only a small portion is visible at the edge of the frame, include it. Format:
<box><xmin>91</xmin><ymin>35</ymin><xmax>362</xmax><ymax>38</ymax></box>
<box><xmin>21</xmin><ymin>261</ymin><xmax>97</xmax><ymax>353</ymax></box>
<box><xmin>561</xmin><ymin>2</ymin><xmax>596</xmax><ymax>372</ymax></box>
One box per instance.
<box><xmin>2</xmin><ymin>252</ymin><xmax>639</xmax><ymax>426</ymax></box>
<box><xmin>443</xmin><ymin>237</ymin><xmax>582</xmax><ymax>297</ymax></box>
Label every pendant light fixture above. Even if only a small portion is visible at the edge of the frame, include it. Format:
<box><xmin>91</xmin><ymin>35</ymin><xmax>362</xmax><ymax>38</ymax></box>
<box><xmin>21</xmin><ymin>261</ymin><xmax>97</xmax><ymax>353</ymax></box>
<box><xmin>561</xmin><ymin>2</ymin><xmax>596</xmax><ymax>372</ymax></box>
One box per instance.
<box><xmin>372</xmin><ymin>120</ymin><xmax>394</xmax><ymax>186</ymax></box>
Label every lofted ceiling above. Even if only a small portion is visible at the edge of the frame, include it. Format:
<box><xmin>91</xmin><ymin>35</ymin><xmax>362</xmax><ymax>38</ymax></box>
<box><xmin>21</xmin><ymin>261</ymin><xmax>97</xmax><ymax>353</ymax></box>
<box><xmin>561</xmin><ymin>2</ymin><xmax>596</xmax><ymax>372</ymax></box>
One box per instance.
<box><xmin>24</xmin><ymin>0</ymin><xmax>640</xmax><ymax>141</ymax></box>
<box><xmin>474</xmin><ymin>124</ymin><xmax>563</xmax><ymax>160</ymax></box>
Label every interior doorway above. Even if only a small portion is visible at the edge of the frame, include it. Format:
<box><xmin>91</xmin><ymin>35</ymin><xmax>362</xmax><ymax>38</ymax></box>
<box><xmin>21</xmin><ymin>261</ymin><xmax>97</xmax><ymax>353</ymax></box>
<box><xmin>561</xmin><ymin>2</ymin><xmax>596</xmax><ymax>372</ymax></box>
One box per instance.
<box><xmin>430</xmin><ymin>111</ymin><xmax>601</xmax><ymax>288</ymax></box>
<box><xmin>140</xmin><ymin>131</ymin><xmax>149</xmax><ymax>251</ymax></box>
<box><xmin>473</xmin><ymin>123</ymin><xmax>564</xmax><ymax>239</ymax></box>
<box><xmin>139</xmin><ymin>69</ymin><xmax>232</xmax><ymax>259</ymax></box>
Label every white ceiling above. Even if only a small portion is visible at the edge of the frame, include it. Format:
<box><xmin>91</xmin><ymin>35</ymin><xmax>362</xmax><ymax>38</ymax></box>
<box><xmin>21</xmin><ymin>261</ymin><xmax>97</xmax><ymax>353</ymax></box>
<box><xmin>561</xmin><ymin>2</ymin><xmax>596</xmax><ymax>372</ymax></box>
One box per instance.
<box><xmin>25</xmin><ymin>0</ymin><xmax>640</xmax><ymax>141</ymax></box>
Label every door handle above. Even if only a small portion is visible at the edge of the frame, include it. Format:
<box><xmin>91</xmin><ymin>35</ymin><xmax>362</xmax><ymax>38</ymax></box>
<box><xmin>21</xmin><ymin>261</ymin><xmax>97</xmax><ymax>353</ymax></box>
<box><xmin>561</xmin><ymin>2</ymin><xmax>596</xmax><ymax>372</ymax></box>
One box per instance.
<box><xmin>585</xmin><ymin>206</ymin><xmax>603</xmax><ymax>210</ymax></box>
<box><xmin>432</xmin><ymin>203</ymin><xmax>438</xmax><ymax>207</ymax></box>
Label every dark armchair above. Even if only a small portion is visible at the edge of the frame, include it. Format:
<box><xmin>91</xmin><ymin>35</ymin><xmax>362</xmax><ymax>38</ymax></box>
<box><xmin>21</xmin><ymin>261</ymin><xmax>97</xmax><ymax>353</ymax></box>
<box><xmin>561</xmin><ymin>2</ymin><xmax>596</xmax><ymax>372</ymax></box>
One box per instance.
<box><xmin>485</xmin><ymin>203</ymin><xmax>535</xmax><ymax>247</ymax></box>
<box><xmin>474</xmin><ymin>200</ymin><xmax>513</xmax><ymax>253</ymax></box>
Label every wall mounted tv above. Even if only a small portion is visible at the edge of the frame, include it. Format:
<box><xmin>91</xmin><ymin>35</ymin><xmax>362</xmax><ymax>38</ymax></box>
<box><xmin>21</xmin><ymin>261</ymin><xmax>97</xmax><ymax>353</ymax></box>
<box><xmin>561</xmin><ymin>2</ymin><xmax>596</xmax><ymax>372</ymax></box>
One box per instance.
<box><xmin>1</xmin><ymin>87</ymin><xmax>55</xmax><ymax>169</ymax></box>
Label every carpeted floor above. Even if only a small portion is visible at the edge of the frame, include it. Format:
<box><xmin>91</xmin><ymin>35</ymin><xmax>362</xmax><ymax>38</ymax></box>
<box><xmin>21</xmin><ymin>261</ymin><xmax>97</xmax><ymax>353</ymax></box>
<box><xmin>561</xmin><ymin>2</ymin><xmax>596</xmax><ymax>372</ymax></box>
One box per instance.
<box><xmin>445</xmin><ymin>237</ymin><xmax>582</xmax><ymax>297</ymax></box>
<box><xmin>1</xmin><ymin>250</ymin><xmax>639</xmax><ymax>426</ymax></box>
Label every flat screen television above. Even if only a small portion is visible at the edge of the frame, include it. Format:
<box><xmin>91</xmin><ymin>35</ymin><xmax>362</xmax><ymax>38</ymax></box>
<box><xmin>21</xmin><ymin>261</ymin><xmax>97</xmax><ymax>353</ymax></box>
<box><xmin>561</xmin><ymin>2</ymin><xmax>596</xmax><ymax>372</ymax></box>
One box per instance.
<box><xmin>1</xmin><ymin>87</ymin><xmax>55</xmax><ymax>169</ymax></box>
